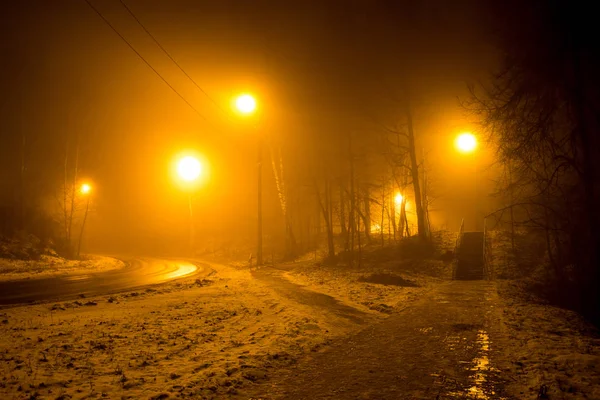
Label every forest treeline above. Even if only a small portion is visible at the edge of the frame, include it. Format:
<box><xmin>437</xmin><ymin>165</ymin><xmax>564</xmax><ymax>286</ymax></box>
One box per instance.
<box><xmin>473</xmin><ymin>1</ymin><xmax>600</xmax><ymax>322</ymax></box>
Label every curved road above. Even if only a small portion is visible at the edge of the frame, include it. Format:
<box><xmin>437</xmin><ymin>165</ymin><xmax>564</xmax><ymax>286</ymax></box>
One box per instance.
<box><xmin>0</xmin><ymin>257</ymin><xmax>209</xmax><ymax>306</ymax></box>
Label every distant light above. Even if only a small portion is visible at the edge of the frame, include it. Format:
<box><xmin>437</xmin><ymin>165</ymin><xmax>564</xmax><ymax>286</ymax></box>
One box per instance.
<box><xmin>235</xmin><ymin>94</ymin><xmax>257</xmax><ymax>114</ymax></box>
<box><xmin>177</xmin><ymin>156</ymin><xmax>202</xmax><ymax>182</ymax></box>
<box><xmin>371</xmin><ymin>223</ymin><xmax>382</xmax><ymax>233</ymax></box>
<box><xmin>81</xmin><ymin>183</ymin><xmax>92</xmax><ymax>194</ymax></box>
<box><xmin>394</xmin><ymin>193</ymin><xmax>403</xmax><ymax>205</ymax></box>
<box><xmin>456</xmin><ymin>132</ymin><xmax>477</xmax><ymax>153</ymax></box>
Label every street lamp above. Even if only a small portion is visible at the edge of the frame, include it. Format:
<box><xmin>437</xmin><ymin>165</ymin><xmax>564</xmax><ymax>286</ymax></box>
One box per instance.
<box><xmin>235</xmin><ymin>94</ymin><xmax>257</xmax><ymax>115</ymax></box>
<box><xmin>234</xmin><ymin>93</ymin><xmax>263</xmax><ymax>266</ymax></box>
<box><xmin>77</xmin><ymin>183</ymin><xmax>92</xmax><ymax>258</ymax></box>
<box><xmin>176</xmin><ymin>155</ymin><xmax>204</xmax><ymax>255</ymax></box>
<box><xmin>455</xmin><ymin>132</ymin><xmax>480</xmax><ymax>230</ymax></box>
<box><xmin>394</xmin><ymin>193</ymin><xmax>403</xmax><ymax>205</ymax></box>
<box><xmin>455</xmin><ymin>132</ymin><xmax>477</xmax><ymax>153</ymax></box>
<box><xmin>177</xmin><ymin>156</ymin><xmax>202</xmax><ymax>182</ymax></box>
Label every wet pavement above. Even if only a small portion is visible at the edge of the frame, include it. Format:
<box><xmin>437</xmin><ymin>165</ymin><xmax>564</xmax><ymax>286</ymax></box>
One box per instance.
<box><xmin>244</xmin><ymin>280</ymin><xmax>511</xmax><ymax>399</ymax></box>
<box><xmin>0</xmin><ymin>257</ymin><xmax>206</xmax><ymax>305</ymax></box>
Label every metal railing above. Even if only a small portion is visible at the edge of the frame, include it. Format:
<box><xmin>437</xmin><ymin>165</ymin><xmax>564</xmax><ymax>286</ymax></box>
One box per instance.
<box><xmin>452</xmin><ymin>218</ymin><xmax>465</xmax><ymax>280</ymax></box>
<box><xmin>483</xmin><ymin>217</ymin><xmax>493</xmax><ymax>280</ymax></box>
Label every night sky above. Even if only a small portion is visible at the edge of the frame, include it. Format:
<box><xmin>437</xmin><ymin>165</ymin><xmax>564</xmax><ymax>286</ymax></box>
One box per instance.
<box><xmin>1</xmin><ymin>0</ymin><xmax>493</xmax><ymax>252</ymax></box>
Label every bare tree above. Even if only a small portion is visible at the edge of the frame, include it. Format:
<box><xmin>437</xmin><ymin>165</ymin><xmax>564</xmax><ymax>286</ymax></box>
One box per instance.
<box><xmin>471</xmin><ymin>0</ymin><xmax>600</xmax><ymax>320</ymax></box>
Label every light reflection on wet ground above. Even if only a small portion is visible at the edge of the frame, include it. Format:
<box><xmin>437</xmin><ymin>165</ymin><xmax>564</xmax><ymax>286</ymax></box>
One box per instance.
<box><xmin>467</xmin><ymin>330</ymin><xmax>492</xmax><ymax>399</ymax></box>
<box><xmin>445</xmin><ymin>329</ymin><xmax>507</xmax><ymax>399</ymax></box>
<box><xmin>163</xmin><ymin>261</ymin><xmax>197</xmax><ymax>280</ymax></box>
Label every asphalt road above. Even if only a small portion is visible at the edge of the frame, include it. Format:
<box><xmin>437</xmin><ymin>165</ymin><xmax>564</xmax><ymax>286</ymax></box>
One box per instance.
<box><xmin>0</xmin><ymin>257</ymin><xmax>207</xmax><ymax>305</ymax></box>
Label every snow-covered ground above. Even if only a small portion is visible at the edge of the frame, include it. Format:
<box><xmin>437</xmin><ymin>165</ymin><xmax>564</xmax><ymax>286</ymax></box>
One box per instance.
<box><xmin>496</xmin><ymin>281</ymin><xmax>600</xmax><ymax>399</ymax></box>
<box><xmin>0</xmin><ymin>255</ymin><xmax>125</xmax><ymax>282</ymax></box>
<box><xmin>0</xmin><ymin>261</ymin><xmax>381</xmax><ymax>399</ymax></box>
<box><xmin>282</xmin><ymin>257</ymin><xmax>446</xmax><ymax>314</ymax></box>
<box><xmin>1</xmin><ymin>247</ymin><xmax>598</xmax><ymax>400</ymax></box>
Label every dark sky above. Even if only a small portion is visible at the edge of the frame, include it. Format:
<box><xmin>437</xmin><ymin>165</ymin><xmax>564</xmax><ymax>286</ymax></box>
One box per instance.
<box><xmin>1</xmin><ymin>0</ymin><xmax>494</xmax><ymax>251</ymax></box>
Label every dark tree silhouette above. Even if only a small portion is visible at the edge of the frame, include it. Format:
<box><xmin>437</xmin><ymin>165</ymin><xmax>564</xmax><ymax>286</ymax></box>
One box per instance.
<box><xmin>473</xmin><ymin>0</ymin><xmax>600</xmax><ymax>321</ymax></box>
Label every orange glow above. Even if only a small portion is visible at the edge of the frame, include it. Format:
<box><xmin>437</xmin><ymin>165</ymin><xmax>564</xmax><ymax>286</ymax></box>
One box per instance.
<box><xmin>163</xmin><ymin>261</ymin><xmax>198</xmax><ymax>281</ymax></box>
<box><xmin>394</xmin><ymin>193</ymin><xmax>403</xmax><ymax>205</ymax></box>
<box><xmin>371</xmin><ymin>223</ymin><xmax>382</xmax><ymax>233</ymax></box>
<box><xmin>455</xmin><ymin>132</ymin><xmax>477</xmax><ymax>153</ymax></box>
<box><xmin>235</xmin><ymin>94</ymin><xmax>257</xmax><ymax>114</ymax></box>
<box><xmin>177</xmin><ymin>156</ymin><xmax>202</xmax><ymax>182</ymax></box>
<box><xmin>81</xmin><ymin>183</ymin><xmax>92</xmax><ymax>194</ymax></box>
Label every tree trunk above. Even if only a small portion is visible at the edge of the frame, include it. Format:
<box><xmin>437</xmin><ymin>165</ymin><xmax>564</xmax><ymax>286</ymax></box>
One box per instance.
<box><xmin>315</xmin><ymin>179</ymin><xmax>335</xmax><ymax>260</ymax></box>
<box><xmin>348</xmin><ymin>134</ymin><xmax>356</xmax><ymax>265</ymax></box>
<box><xmin>405</xmin><ymin>99</ymin><xmax>427</xmax><ymax>240</ymax></box>
<box><xmin>339</xmin><ymin>181</ymin><xmax>347</xmax><ymax>237</ymax></box>
<box><xmin>327</xmin><ymin>179</ymin><xmax>335</xmax><ymax>256</ymax></box>
<box><xmin>356</xmin><ymin>187</ymin><xmax>362</xmax><ymax>267</ymax></box>
<box><xmin>380</xmin><ymin>182</ymin><xmax>386</xmax><ymax>247</ymax></box>
<box><xmin>19</xmin><ymin>132</ymin><xmax>26</xmax><ymax>230</ymax></box>
<box><xmin>63</xmin><ymin>141</ymin><xmax>69</xmax><ymax>243</ymax></box>
<box><xmin>361</xmin><ymin>185</ymin><xmax>372</xmax><ymax>244</ymax></box>
<box><xmin>422</xmin><ymin>148</ymin><xmax>431</xmax><ymax>239</ymax></box>
<box><xmin>402</xmin><ymin>198</ymin><xmax>411</xmax><ymax>237</ymax></box>
<box><xmin>269</xmin><ymin>145</ymin><xmax>297</xmax><ymax>258</ymax></box>
<box><xmin>77</xmin><ymin>196</ymin><xmax>90</xmax><ymax>259</ymax></box>
<box><xmin>399</xmin><ymin>196</ymin><xmax>406</xmax><ymax>239</ymax></box>
<box><xmin>390</xmin><ymin>188</ymin><xmax>397</xmax><ymax>241</ymax></box>
<box><xmin>67</xmin><ymin>136</ymin><xmax>80</xmax><ymax>251</ymax></box>
<box><xmin>507</xmin><ymin>160</ymin><xmax>515</xmax><ymax>253</ymax></box>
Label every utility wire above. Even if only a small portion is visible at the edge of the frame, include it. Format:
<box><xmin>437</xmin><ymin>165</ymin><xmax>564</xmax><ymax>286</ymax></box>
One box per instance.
<box><xmin>83</xmin><ymin>0</ymin><xmax>210</xmax><ymax>123</ymax></box>
<box><xmin>118</xmin><ymin>0</ymin><xmax>227</xmax><ymax>117</ymax></box>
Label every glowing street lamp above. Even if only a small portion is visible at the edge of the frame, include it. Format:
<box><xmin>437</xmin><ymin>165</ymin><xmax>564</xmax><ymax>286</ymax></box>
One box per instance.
<box><xmin>77</xmin><ymin>183</ymin><xmax>92</xmax><ymax>258</ymax></box>
<box><xmin>235</xmin><ymin>94</ymin><xmax>257</xmax><ymax>115</ymax></box>
<box><xmin>233</xmin><ymin>93</ymin><xmax>263</xmax><ymax>266</ymax></box>
<box><xmin>455</xmin><ymin>132</ymin><xmax>480</xmax><ymax>230</ymax></box>
<box><xmin>177</xmin><ymin>156</ymin><xmax>202</xmax><ymax>182</ymax></box>
<box><xmin>455</xmin><ymin>132</ymin><xmax>477</xmax><ymax>153</ymax></box>
<box><xmin>175</xmin><ymin>155</ymin><xmax>204</xmax><ymax>255</ymax></box>
<box><xmin>394</xmin><ymin>193</ymin><xmax>403</xmax><ymax>205</ymax></box>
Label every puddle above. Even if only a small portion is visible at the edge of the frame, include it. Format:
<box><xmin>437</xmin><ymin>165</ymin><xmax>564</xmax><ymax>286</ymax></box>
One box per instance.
<box><xmin>447</xmin><ymin>330</ymin><xmax>507</xmax><ymax>399</ymax></box>
<box><xmin>466</xmin><ymin>330</ymin><xmax>491</xmax><ymax>398</ymax></box>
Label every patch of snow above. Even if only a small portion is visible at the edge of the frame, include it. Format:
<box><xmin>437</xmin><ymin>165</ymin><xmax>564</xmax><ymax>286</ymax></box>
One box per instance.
<box><xmin>282</xmin><ymin>259</ymin><xmax>443</xmax><ymax>315</ymax></box>
<box><xmin>495</xmin><ymin>281</ymin><xmax>600</xmax><ymax>399</ymax></box>
<box><xmin>0</xmin><ymin>255</ymin><xmax>125</xmax><ymax>282</ymax></box>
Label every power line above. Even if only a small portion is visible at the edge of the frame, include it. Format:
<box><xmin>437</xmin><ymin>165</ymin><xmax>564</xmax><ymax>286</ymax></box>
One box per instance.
<box><xmin>83</xmin><ymin>0</ymin><xmax>210</xmax><ymax>123</ymax></box>
<box><xmin>118</xmin><ymin>0</ymin><xmax>227</xmax><ymax>117</ymax></box>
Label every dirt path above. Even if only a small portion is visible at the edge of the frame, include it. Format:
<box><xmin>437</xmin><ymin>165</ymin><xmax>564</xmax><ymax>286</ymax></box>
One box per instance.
<box><xmin>243</xmin><ymin>280</ymin><xmax>512</xmax><ymax>400</ymax></box>
<box><xmin>251</xmin><ymin>265</ymin><xmax>370</xmax><ymax>325</ymax></box>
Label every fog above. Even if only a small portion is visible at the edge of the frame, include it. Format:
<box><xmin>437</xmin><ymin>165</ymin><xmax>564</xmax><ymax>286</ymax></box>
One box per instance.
<box><xmin>1</xmin><ymin>0</ymin><xmax>496</xmax><ymax>257</ymax></box>
<box><xmin>3</xmin><ymin>2</ymin><xmax>600</xmax><ymax>398</ymax></box>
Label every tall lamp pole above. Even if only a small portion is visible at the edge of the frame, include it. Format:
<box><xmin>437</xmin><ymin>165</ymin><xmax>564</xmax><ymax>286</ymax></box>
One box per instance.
<box><xmin>188</xmin><ymin>194</ymin><xmax>195</xmax><ymax>255</ymax></box>
<box><xmin>177</xmin><ymin>155</ymin><xmax>202</xmax><ymax>255</ymax></box>
<box><xmin>257</xmin><ymin>137</ymin><xmax>263</xmax><ymax>265</ymax></box>
<box><xmin>455</xmin><ymin>132</ymin><xmax>479</xmax><ymax>230</ymax></box>
<box><xmin>235</xmin><ymin>94</ymin><xmax>262</xmax><ymax>265</ymax></box>
<box><xmin>77</xmin><ymin>183</ymin><xmax>92</xmax><ymax>259</ymax></box>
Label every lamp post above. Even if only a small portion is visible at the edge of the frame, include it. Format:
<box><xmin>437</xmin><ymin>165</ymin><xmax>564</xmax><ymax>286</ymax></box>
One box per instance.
<box><xmin>177</xmin><ymin>155</ymin><xmax>202</xmax><ymax>255</ymax></box>
<box><xmin>77</xmin><ymin>183</ymin><xmax>92</xmax><ymax>258</ymax></box>
<box><xmin>455</xmin><ymin>132</ymin><xmax>479</xmax><ymax>230</ymax></box>
<box><xmin>234</xmin><ymin>94</ymin><xmax>262</xmax><ymax>266</ymax></box>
